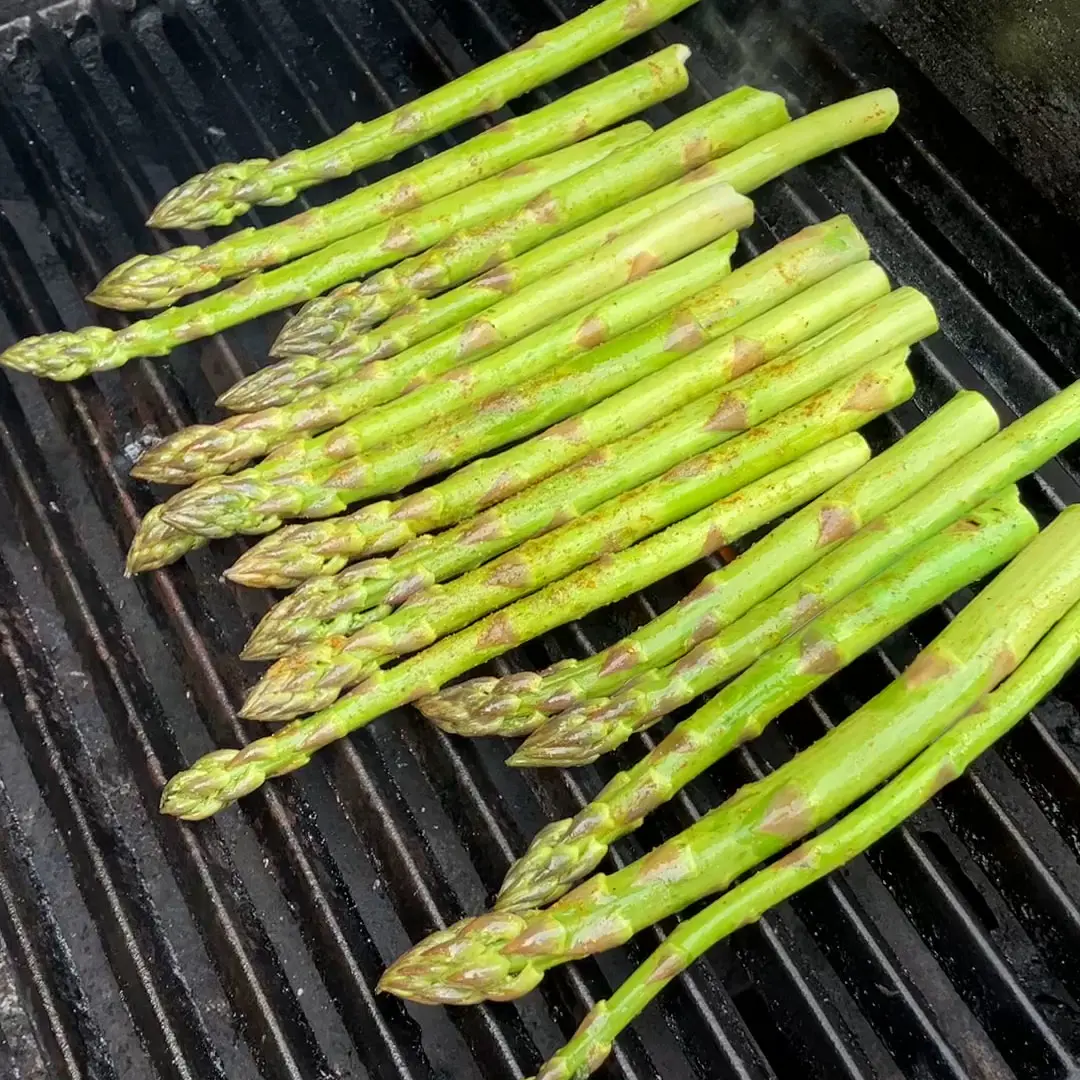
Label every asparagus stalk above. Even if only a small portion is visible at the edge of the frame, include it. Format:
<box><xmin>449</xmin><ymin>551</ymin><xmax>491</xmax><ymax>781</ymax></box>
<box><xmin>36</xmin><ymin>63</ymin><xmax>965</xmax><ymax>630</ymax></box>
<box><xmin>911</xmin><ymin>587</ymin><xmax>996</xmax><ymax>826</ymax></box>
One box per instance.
<box><xmin>378</xmin><ymin>506</ymin><xmax>1080</xmax><ymax>1004</ymax></box>
<box><xmin>244</xmin><ymin>293</ymin><xmax>928</xmax><ymax>660</ymax></box>
<box><xmin>225</xmin><ymin>257</ymin><xmax>886</xmax><ymax>588</ymax></box>
<box><xmin>527</xmin><ymin>597</ymin><xmax>1080</xmax><ymax>1080</ymax></box>
<box><xmin>91</xmin><ymin>49</ymin><xmax>693</xmax><ymax>310</ymax></box>
<box><xmin>158</xmin><ymin>435</ymin><xmax>869</xmax><ymax>820</ymax></box>
<box><xmin>337</xmin><ymin>90</ymin><xmax>897</xmax><ymax>333</ymax></box>
<box><xmin>496</xmin><ymin>486</ymin><xmax>1033</xmax><ymax>909</ymax></box>
<box><xmin>422</xmin><ymin>390</ymin><xmax>999</xmax><ymax>737</ymax></box>
<box><xmin>146</xmin><ymin>0</ymin><xmax>706</xmax><ymax>229</ymax></box>
<box><xmin>239</xmin><ymin>359</ymin><xmax>910</xmax><ymax>720</ymax></box>
<box><xmin>227</xmin><ymin>167</ymin><xmax>740</xmax><ymax>407</ymax></box>
<box><xmin>156</xmin><ymin>217</ymin><xmax>875</xmax><ymax>543</ymax></box>
<box><xmin>130</xmin><ymin>186</ymin><xmax>751</xmax><ymax>484</ymax></box>
<box><xmin>0</xmin><ymin>129</ymin><xmax>643</xmax><ymax>382</ymax></box>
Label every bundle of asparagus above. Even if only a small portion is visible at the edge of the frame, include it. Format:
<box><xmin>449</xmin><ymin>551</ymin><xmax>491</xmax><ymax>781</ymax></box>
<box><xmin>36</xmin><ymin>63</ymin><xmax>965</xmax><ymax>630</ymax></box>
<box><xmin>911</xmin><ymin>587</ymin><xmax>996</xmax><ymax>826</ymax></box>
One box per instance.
<box><xmin>378</xmin><ymin>508</ymin><xmax>1080</xmax><ymax>1004</ymax></box>
<box><xmin>239</xmin><ymin>354</ymin><xmax>914</xmax><ymax>721</ymax></box>
<box><xmin>159</xmin><ymin>435</ymin><xmax>872</xmax><ymax>819</ymax></box>
<box><xmin>242</xmin><ymin>285</ymin><xmax>931</xmax><ymax>660</ymax></box>
<box><xmin>527</xmin><ymin>594</ymin><xmax>1080</xmax><ymax>1080</ymax></box>
<box><xmin>145</xmin><ymin>0</ymin><xmax>706</xmax><ymax>229</ymax></box>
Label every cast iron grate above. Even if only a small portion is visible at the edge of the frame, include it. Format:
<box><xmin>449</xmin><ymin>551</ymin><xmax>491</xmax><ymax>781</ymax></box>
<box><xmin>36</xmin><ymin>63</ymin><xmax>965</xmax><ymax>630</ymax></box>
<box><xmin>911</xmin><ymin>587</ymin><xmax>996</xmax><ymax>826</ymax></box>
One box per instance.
<box><xmin>0</xmin><ymin>0</ymin><xmax>1078</xmax><ymax>1077</ymax></box>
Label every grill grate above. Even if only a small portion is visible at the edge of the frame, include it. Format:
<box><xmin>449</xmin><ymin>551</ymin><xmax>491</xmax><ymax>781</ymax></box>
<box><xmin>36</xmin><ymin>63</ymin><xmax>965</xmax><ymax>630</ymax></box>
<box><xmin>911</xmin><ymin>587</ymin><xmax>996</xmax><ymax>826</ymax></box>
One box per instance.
<box><xmin>0</xmin><ymin>1</ymin><xmax>1079</xmax><ymax>1077</ymax></box>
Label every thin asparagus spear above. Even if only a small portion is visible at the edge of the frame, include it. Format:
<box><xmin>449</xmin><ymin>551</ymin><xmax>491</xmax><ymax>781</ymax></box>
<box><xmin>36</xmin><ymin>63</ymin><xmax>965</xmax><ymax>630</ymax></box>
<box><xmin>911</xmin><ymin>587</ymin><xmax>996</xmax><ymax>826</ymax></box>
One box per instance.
<box><xmin>0</xmin><ymin>128</ymin><xmax>643</xmax><ymax>381</ymax></box>
<box><xmin>158</xmin><ymin>434</ymin><xmax>869</xmax><ymax>820</ymax></box>
<box><xmin>92</xmin><ymin>48</ymin><xmax>693</xmax><ymax>310</ymax></box>
<box><xmin>244</xmin><ymin>293</ymin><xmax>927</xmax><ymax>659</ymax></box>
<box><xmin>131</xmin><ymin>186</ymin><xmax>751</xmax><ymax>483</ymax></box>
<box><xmin>146</xmin><ymin>0</ymin><xmax>707</xmax><ymax>229</ymax></box>
<box><xmin>496</xmin><ymin>485</ymin><xmax>1033</xmax><ymax>909</ymax></box>
<box><xmin>157</xmin><ymin>217</ymin><xmax>877</xmax><ymax>542</ymax></box>
<box><xmin>377</xmin><ymin>506</ymin><xmax>1080</xmax><ymax>1004</ymax></box>
<box><xmin>337</xmin><ymin>89</ymin><xmax>896</xmax><ymax>332</ymax></box>
<box><xmin>422</xmin><ymin>390</ymin><xmax>998</xmax><ymax>736</ymax></box>
<box><xmin>240</xmin><ymin>358</ymin><xmax>910</xmax><ymax>719</ymax></box>
<box><xmin>226</xmin><ymin>166</ymin><xmax>739</xmax><ymax>405</ymax></box>
<box><xmin>528</xmin><ymin>596</ymin><xmax>1080</xmax><ymax>1080</ymax></box>
<box><xmin>226</xmin><ymin>257</ymin><xmax>886</xmax><ymax>588</ymax></box>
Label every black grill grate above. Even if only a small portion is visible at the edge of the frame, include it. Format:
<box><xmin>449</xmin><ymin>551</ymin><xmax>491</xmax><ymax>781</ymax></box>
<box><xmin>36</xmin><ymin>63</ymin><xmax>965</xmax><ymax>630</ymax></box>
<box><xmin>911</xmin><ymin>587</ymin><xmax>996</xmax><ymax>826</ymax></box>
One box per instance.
<box><xmin>0</xmin><ymin>1</ymin><xmax>1079</xmax><ymax>1078</ymax></box>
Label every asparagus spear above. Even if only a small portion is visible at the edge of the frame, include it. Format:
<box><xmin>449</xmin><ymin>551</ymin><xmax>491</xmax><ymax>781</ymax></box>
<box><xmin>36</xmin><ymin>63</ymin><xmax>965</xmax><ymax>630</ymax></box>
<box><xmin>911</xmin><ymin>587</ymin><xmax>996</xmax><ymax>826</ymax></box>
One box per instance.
<box><xmin>244</xmin><ymin>294</ymin><xmax>928</xmax><ymax>659</ymax></box>
<box><xmin>496</xmin><ymin>485</ymin><xmax>1033</xmax><ymax>909</ymax></box>
<box><xmin>422</xmin><ymin>390</ymin><xmax>999</xmax><ymax>737</ymax></box>
<box><xmin>0</xmin><ymin>128</ymin><xmax>643</xmax><ymax>382</ymax></box>
<box><xmin>225</xmin><ymin>166</ymin><xmax>740</xmax><ymax>407</ymax></box>
<box><xmin>378</xmin><ymin>506</ymin><xmax>1080</xmax><ymax>1004</ymax></box>
<box><xmin>158</xmin><ymin>435</ymin><xmax>869</xmax><ymax>820</ymax></box>
<box><xmin>92</xmin><ymin>49</ymin><xmax>693</xmax><ymax>310</ymax></box>
<box><xmin>267</xmin><ymin>89</ymin><xmax>899</xmax><ymax>372</ymax></box>
<box><xmin>527</xmin><ymin>597</ymin><xmax>1080</xmax><ymax>1080</ymax></box>
<box><xmin>157</xmin><ymin>217</ymin><xmax>877</xmax><ymax>542</ymax></box>
<box><xmin>334</xmin><ymin>90</ymin><xmax>897</xmax><ymax>334</ymax></box>
<box><xmin>130</xmin><ymin>185</ymin><xmax>751</xmax><ymax>484</ymax></box>
<box><xmin>239</xmin><ymin>358</ymin><xmax>910</xmax><ymax>720</ymax></box>
<box><xmin>146</xmin><ymin>0</ymin><xmax>706</xmax><ymax>229</ymax></box>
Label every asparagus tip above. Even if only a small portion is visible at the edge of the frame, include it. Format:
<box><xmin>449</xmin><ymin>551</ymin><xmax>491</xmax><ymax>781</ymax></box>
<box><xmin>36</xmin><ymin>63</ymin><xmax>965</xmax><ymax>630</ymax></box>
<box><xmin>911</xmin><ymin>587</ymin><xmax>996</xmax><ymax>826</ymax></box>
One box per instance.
<box><xmin>88</xmin><ymin>247</ymin><xmax>223</xmax><ymax>310</ymax></box>
<box><xmin>146</xmin><ymin>159</ymin><xmax>270</xmax><ymax>230</ymax></box>
<box><xmin>0</xmin><ymin>325</ymin><xmax>123</xmax><ymax>381</ymax></box>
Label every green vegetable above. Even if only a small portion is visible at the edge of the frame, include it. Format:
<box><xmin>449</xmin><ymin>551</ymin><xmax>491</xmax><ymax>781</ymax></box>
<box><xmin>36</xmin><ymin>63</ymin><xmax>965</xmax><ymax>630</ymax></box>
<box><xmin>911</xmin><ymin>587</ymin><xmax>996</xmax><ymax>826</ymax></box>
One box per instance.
<box><xmin>496</xmin><ymin>486</ymin><xmax>1033</xmax><ymax>911</ymax></box>
<box><xmin>239</xmin><ymin>359</ymin><xmax>909</xmax><ymax>720</ymax></box>
<box><xmin>158</xmin><ymin>435</ymin><xmax>872</xmax><ymax>819</ymax></box>
<box><xmin>376</xmin><ymin>505</ymin><xmax>1080</xmax><ymax>1004</ymax></box>
<box><xmin>130</xmin><ymin>186</ymin><xmax>750</xmax><ymax>483</ymax></box>
<box><xmin>146</xmin><ymin>0</ymin><xmax>707</xmax><ymax>229</ymax></box>
<box><xmin>421</xmin><ymin>390</ymin><xmax>998</xmax><ymax>736</ymax></box>
<box><xmin>91</xmin><ymin>48</ymin><xmax>692</xmax><ymax>310</ymax></box>
<box><xmin>526</xmin><ymin>595</ymin><xmax>1080</xmax><ymax>1080</ymax></box>
<box><xmin>0</xmin><ymin>129</ymin><xmax>641</xmax><ymax>382</ymax></box>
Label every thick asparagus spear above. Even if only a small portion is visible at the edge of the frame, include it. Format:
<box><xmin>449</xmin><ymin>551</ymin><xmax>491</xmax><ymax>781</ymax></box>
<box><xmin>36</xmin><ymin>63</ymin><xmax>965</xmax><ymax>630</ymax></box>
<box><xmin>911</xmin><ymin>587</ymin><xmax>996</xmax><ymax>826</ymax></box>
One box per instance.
<box><xmin>0</xmin><ymin>129</ymin><xmax>643</xmax><ymax>382</ymax></box>
<box><xmin>225</xmin><ymin>257</ymin><xmax>885</xmax><ymax>587</ymax></box>
<box><xmin>267</xmin><ymin>89</ymin><xmax>899</xmax><ymax>372</ymax></box>
<box><xmin>146</xmin><ymin>0</ymin><xmax>706</xmax><ymax>230</ymax></box>
<box><xmin>131</xmin><ymin>186</ymin><xmax>750</xmax><ymax>484</ymax></box>
<box><xmin>240</xmin><ymin>359</ymin><xmax>910</xmax><ymax>719</ymax></box>
<box><xmin>527</xmin><ymin>597</ymin><xmax>1080</xmax><ymax>1080</ymax></box>
<box><xmin>92</xmin><ymin>49</ymin><xmax>693</xmax><ymax>310</ymax></box>
<box><xmin>226</xmin><ymin>166</ymin><xmax>739</xmax><ymax>406</ymax></box>
<box><xmin>157</xmin><ymin>218</ymin><xmax>877</xmax><ymax>542</ymax></box>
<box><xmin>496</xmin><ymin>486</ymin><xmax>1032</xmax><ymax>910</ymax></box>
<box><xmin>378</xmin><ymin>507</ymin><xmax>1080</xmax><ymax>1004</ymax></box>
<box><xmin>158</xmin><ymin>436</ymin><xmax>869</xmax><ymax>820</ymax></box>
<box><xmin>332</xmin><ymin>90</ymin><xmax>897</xmax><ymax>334</ymax></box>
<box><xmin>422</xmin><ymin>391</ymin><xmax>999</xmax><ymax>736</ymax></box>
<box><xmin>244</xmin><ymin>295</ymin><xmax>928</xmax><ymax>659</ymax></box>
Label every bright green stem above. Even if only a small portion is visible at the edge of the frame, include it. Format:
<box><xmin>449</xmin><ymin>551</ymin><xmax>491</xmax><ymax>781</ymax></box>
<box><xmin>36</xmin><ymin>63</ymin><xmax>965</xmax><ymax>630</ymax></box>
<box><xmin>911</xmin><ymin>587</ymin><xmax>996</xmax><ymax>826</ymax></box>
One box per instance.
<box><xmin>228</xmin><ymin>166</ymin><xmax>741</xmax><ymax>407</ymax></box>
<box><xmin>240</xmin><ymin>375</ymin><xmax>897</xmax><ymax>722</ymax></box>
<box><xmin>0</xmin><ymin>130</ymin><xmax>640</xmax><ymax>382</ymax></box>
<box><xmin>169</xmin><ymin>216</ymin><xmax>873</xmax><ymax>545</ymax></box>
<box><xmin>531</xmin><ymin>596</ymin><xmax>1080</xmax><ymax>1080</ymax></box>
<box><xmin>377</xmin><ymin>506</ymin><xmax>1080</xmax><ymax>1005</ymax></box>
<box><xmin>495</xmin><ymin>485</ymin><xmax>1033</xmax><ymax>910</ymax></box>
<box><xmin>146</xmin><ymin>0</ymin><xmax>707</xmax><ymax>228</ymax></box>
<box><xmin>244</xmin><ymin>289</ymin><xmax>926</xmax><ymax>659</ymax></box>
<box><xmin>422</xmin><ymin>390</ymin><xmax>999</xmax><ymax>737</ymax></box>
<box><xmin>91</xmin><ymin>48</ymin><xmax>692</xmax><ymax>309</ymax></box>
<box><xmin>131</xmin><ymin>187</ymin><xmax>750</xmax><ymax>485</ymax></box>
<box><xmin>158</xmin><ymin>435</ymin><xmax>871</xmax><ymax>820</ymax></box>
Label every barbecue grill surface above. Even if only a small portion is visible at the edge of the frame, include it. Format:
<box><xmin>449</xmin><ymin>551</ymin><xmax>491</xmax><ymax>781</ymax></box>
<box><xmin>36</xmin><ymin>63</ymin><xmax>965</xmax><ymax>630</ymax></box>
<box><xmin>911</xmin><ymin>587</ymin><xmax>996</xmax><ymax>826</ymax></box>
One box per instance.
<box><xmin>0</xmin><ymin>1</ymin><xmax>1079</xmax><ymax>1078</ymax></box>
